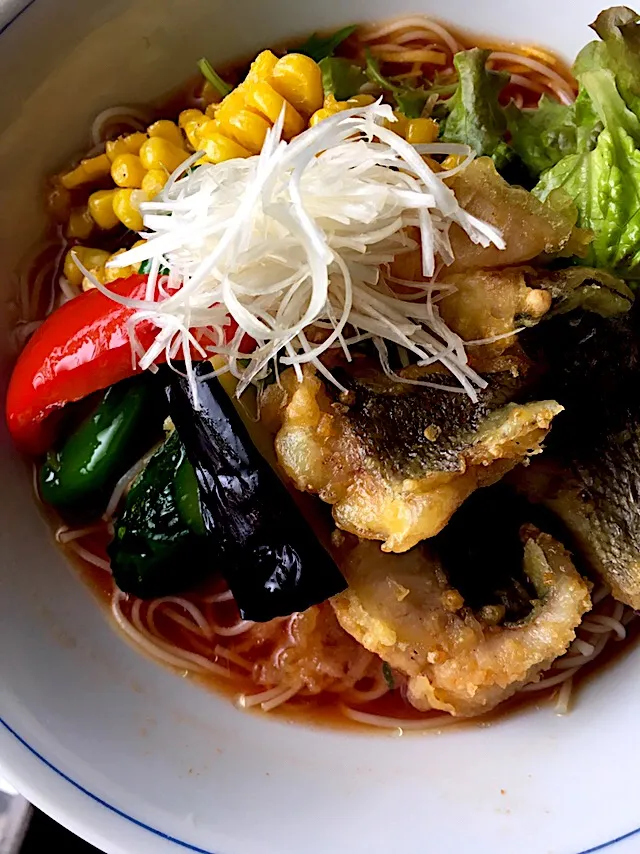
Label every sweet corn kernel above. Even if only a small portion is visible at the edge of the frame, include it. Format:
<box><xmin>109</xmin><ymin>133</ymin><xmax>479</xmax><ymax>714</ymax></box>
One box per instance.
<box><xmin>60</xmin><ymin>153</ymin><xmax>111</xmax><ymax>190</ymax></box>
<box><xmin>386</xmin><ymin>111</ymin><xmax>409</xmax><ymax>138</ymax></box>
<box><xmin>112</xmin><ymin>189</ymin><xmax>145</xmax><ymax>231</ymax></box>
<box><xmin>66</xmin><ymin>207</ymin><xmax>94</xmax><ymax>239</ymax></box>
<box><xmin>245</xmin><ymin>50</ymin><xmax>279</xmax><ymax>83</ymax></box>
<box><xmin>147</xmin><ymin>119</ymin><xmax>185</xmax><ymax>149</ymax></box>
<box><xmin>243</xmin><ymin>81</ymin><xmax>305</xmax><ymax>139</ymax></box>
<box><xmin>88</xmin><ymin>189</ymin><xmax>120</xmax><ymax>229</ymax></box>
<box><xmin>441</xmin><ymin>154</ymin><xmax>465</xmax><ymax>171</ymax></box>
<box><xmin>309</xmin><ymin>94</ymin><xmax>350</xmax><ymax>126</ymax></box>
<box><xmin>346</xmin><ymin>94</ymin><xmax>376</xmax><ymax>107</ymax></box>
<box><xmin>405</xmin><ymin>118</ymin><xmax>439</xmax><ymax>145</ymax></box>
<box><xmin>215</xmin><ymin>90</ymin><xmax>247</xmax><ymax>126</ymax></box>
<box><xmin>270</xmin><ymin>54</ymin><xmax>323</xmax><ymax>117</ymax></box>
<box><xmin>184</xmin><ymin>116</ymin><xmax>209</xmax><ymax>149</ymax></box>
<box><xmin>200</xmin><ymin>132</ymin><xmax>252</xmax><ymax>164</ymax></box>
<box><xmin>46</xmin><ymin>183</ymin><xmax>72</xmax><ymax>223</ymax></box>
<box><xmin>217</xmin><ymin>109</ymin><xmax>272</xmax><ymax>154</ymax></box>
<box><xmin>178</xmin><ymin>109</ymin><xmax>205</xmax><ymax>129</ymax></box>
<box><xmin>104</xmin><ymin>247</ymin><xmax>139</xmax><ymax>283</ymax></box>
<box><xmin>141</xmin><ymin>169</ymin><xmax>168</xmax><ymax>199</ymax></box>
<box><xmin>308</xmin><ymin>108</ymin><xmax>332</xmax><ymax>127</ymax></box>
<box><xmin>63</xmin><ymin>247</ymin><xmax>110</xmax><ymax>287</ymax></box>
<box><xmin>105</xmin><ymin>132</ymin><xmax>147</xmax><ymax>162</ymax></box>
<box><xmin>111</xmin><ymin>153</ymin><xmax>146</xmax><ymax>188</ymax></box>
<box><xmin>139</xmin><ymin>137</ymin><xmax>189</xmax><ymax>172</ymax></box>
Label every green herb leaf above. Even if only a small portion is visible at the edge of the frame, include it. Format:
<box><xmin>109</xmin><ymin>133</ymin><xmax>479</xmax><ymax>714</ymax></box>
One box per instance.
<box><xmin>197</xmin><ymin>57</ymin><xmax>233</xmax><ymax>97</ymax></box>
<box><xmin>440</xmin><ymin>48</ymin><xmax>509</xmax><ymax>157</ymax></box>
<box><xmin>382</xmin><ymin>662</ymin><xmax>395</xmax><ymax>690</ymax></box>
<box><xmin>296</xmin><ymin>24</ymin><xmax>357</xmax><ymax>63</ymax></box>
<box><xmin>319</xmin><ymin>57</ymin><xmax>367</xmax><ymax>100</ymax></box>
<box><xmin>365</xmin><ymin>50</ymin><xmax>428</xmax><ymax>118</ymax></box>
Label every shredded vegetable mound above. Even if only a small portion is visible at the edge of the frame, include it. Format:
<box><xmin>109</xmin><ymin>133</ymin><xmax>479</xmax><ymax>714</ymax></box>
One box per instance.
<box><xmin>91</xmin><ymin>102</ymin><xmax>504</xmax><ymax>399</ymax></box>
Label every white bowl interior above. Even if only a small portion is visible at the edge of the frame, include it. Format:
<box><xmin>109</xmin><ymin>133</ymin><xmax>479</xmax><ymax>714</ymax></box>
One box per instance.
<box><xmin>1</xmin><ymin>2</ymin><xmax>638</xmax><ymax>853</ymax></box>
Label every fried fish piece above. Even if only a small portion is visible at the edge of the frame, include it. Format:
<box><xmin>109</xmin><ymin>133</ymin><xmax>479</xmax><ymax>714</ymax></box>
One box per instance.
<box><xmin>332</xmin><ymin>532</ymin><xmax>591</xmax><ymax>717</ymax></box>
<box><xmin>273</xmin><ymin>367</ymin><xmax>561</xmax><ymax>552</ymax></box>
<box><xmin>516</xmin><ymin>308</ymin><xmax>640</xmax><ymax>608</ymax></box>
<box><xmin>445</xmin><ymin>157</ymin><xmax>591</xmax><ymax>271</ymax></box>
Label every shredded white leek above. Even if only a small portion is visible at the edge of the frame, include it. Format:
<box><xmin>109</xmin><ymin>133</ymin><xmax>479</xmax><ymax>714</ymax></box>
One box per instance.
<box><xmin>101</xmin><ymin>102</ymin><xmax>504</xmax><ymax>401</ymax></box>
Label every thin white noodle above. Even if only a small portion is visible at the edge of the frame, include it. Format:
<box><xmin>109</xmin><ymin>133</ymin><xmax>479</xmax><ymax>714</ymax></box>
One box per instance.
<box><xmin>554</xmin><ymin>633</ymin><xmax>611</xmax><ymax>669</ymax></box>
<box><xmin>91</xmin><ymin>106</ymin><xmax>150</xmax><ymax>146</ymax></box>
<box><xmin>103</xmin><ymin>442</ymin><xmax>163</xmax><ymax>519</ymax></box>
<box><xmin>519</xmin><ymin>668</ymin><xmax>578</xmax><ymax>692</ymax></box>
<box><xmin>592</xmin><ymin>585</ymin><xmax>611</xmax><ymax>606</ymax></box>
<box><xmin>56</xmin><ymin>522</ymin><xmax>109</xmax><ymax>543</ymax></box>
<box><xmin>210</xmin><ymin>619</ymin><xmax>255</xmax><ymax>637</ymax></box>
<box><xmin>58</xmin><ymin>275</ymin><xmax>81</xmax><ymax>302</ymax></box>
<box><xmin>489</xmin><ymin>51</ymin><xmax>575</xmax><ymax>102</ymax></box>
<box><xmin>127</xmin><ymin>598</ymin><xmax>233</xmax><ymax>678</ymax></box>
<box><xmin>260</xmin><ymin>683</ymin><xmax>302</xmax><ymax>712</ymax></box>
<box><xmin>163</xmin><ymin>609</ymin><xmax>211</xmax><ymax>637</ymax></box>
<box><xmin>508</xmin><ymin>73</ymin><xmax>548</xmax><ymax>96</ymax></box>
<box><xmin>149</xmin><ymin>597</ymin><xmax>214</xmax><ymax>638</ymax></box>
<box><xmin>340</xmin><ymin>705</ymin><xmax>458</xmax><ymax>732</ymax></box>
<box><xmin>65</xmin><ymin>540</ymin><xmax>112</xmax><ymax>572</ymax></box>
<box><xmin>554</xmin><ymin>677</ymin><xmax>573</xmax><ymax>715</ymax></box>
<box><xmin>342</xmin><ymin>682</ymin><xmax>391</xmax><ymax>705</ymax></box>
<box><xmin>204</xmin><ymin>590</ymin><xmax>235</xmax><ymax>604</ymax></box>
<box><xmin>571</xmin><ymin>638</ymin><xmax>596</xmax><ymax>657</ymax></box>
<box><xmin>581</xmin><ymin>615</ymin><xmax>626</xmax><ymax>640</ymax></box>
<box><xmin>359</xmin><ymin>16</ymin><xmax>461</xmax><ymax>55</ymax></box>
<box><xmin>213</xmin><ymin>645</ymin><xmax>253</xmax><ymax>671</ymax></box>
<box><xmin>237</xmin><ymin>683</ymin><xmax>295</xmax><ymax>709</ymax></box>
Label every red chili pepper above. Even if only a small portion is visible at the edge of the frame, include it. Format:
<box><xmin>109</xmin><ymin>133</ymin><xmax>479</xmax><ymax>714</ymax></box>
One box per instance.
<box><xmin>6</xmin><ymin>274</ymin><xmax>245</xmax><ymax>456</ymax></box>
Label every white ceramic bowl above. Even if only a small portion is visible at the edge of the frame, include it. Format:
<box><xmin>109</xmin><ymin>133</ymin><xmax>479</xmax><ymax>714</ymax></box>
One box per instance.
<box><xmin>1</xmin><ymin>1</ymin><xmax>639</xmax><ymax>852</ymax></box>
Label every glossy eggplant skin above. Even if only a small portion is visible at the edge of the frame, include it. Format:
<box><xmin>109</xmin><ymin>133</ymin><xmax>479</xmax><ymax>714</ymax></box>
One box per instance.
<box><xmin>166</xmin><ymin>362</ymin><xmax>346</xmax><ymax>622</ymax></box>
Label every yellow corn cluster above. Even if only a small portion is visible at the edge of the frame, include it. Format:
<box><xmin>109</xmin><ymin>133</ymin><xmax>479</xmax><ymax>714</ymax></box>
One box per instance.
<box><xmin>63</xmin><ymin>241</ymin><xmax>146</xmax><ymax>292</ymax></box>
<box><xmin>308</xmin><ymin>93</ymin><xmax>376</xmax><ymax>125</ymax></box>
<box><xmin>56</xmin><ymin>120</ymin><xmax>191</xmax><ymax>237</ymax></box>
<box><xmin>54</xmin><ymin>51</ymin><xmax>443</xmax><ymax>292</ymax></box>
<box><xmin>179</xmin><ymin>50</ymin><xmax>323</xmax><ymax>163</ymax></box>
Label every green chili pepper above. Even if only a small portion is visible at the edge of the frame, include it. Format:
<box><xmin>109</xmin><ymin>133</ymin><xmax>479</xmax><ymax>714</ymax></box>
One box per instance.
<box><xmin>39</xmin><ymin>375</ymin><xmax>165</xmax><ymax>516</ymax></box>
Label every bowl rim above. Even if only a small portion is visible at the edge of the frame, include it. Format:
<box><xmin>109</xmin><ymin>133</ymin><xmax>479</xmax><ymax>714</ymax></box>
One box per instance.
<box><xmin>2</xmin><ymin>710</ymin><xmax>640</xmax><ymax>854</ymax></box>
<box><xmin>2</xmin><ymin>1</ymin><xmax>640</xmax><ymax>852</ymax></box>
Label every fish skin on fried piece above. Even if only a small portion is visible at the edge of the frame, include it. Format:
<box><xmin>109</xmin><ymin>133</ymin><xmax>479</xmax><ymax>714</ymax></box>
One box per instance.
<box><xmin>331</xmin><ymin>531</ymin><xmax>591</xmax><ymax>717</ymax></box>
<box><xmin>516</xmin><ymin>305</ymin><xmax>640</xmax><ymax>609</ymax></box>
<box><xmin>272</xmin><ymin>366</ymin><xmax>561</xmax><ymax>552</ymax></box>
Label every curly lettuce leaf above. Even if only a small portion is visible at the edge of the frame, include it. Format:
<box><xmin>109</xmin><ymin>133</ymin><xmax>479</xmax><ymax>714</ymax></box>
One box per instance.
<box><xmin>440</xmin><ymin>49</ymin><xmax>509</xmax><ymax>156</ymax></box>
<box><xmin>534</xmin><ymin>51</ymin><xmax>640</xmax><ymax>276</ymax></box>
<box><xmin>319</xmin><ymin>57</ymin><xmax>366</xmax><ymax>100</ymax></box>
<box><xmin>591</xmin><ymin>6</ymin><xmax>640</xmax><ymax>118</ymax></box>
<box><xmin>365</xmin><ymin>51</ymin><xmax>429</xmax><ymax>117</ymax></box>
<box><xmin>506</xmin><ymin>96</ymin><xmax>578</xmax><ymax>175</ymax></box>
